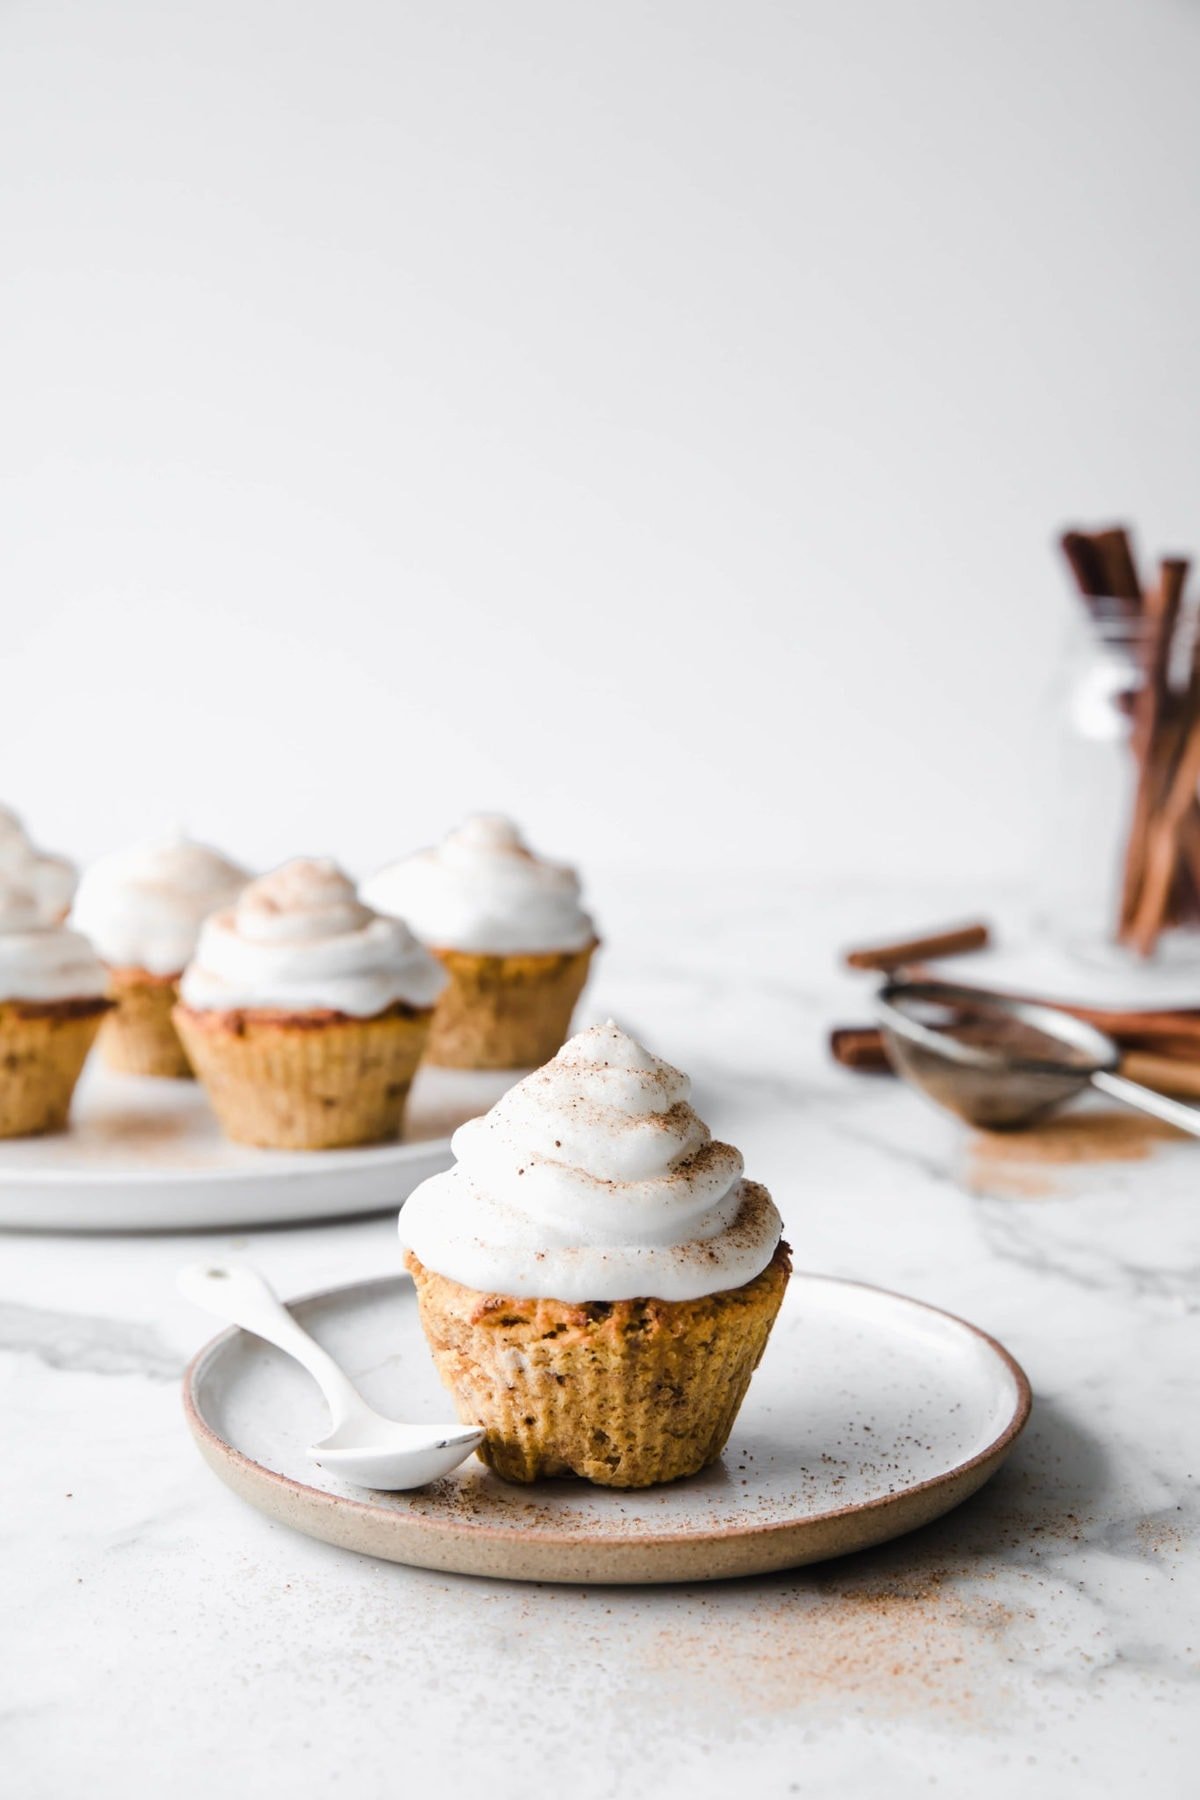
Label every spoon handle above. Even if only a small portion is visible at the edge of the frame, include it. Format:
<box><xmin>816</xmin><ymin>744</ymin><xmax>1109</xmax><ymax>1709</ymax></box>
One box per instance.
<box><xmin>178</xmin><ymin>1261</ymin><xmax>365</xmax><ymax>1431</ymax></box>
<box><xmin>1090</xmin><ymin>1070</ymin><xmax>1200</xmax><ymax>1138</ymax></box>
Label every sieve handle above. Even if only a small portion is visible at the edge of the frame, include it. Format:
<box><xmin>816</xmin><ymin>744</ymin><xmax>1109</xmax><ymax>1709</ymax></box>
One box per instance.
<box><xmin>1090</xmin><ymin>1069</ymin><xmax>1200</xmax><ymax>1139</ymax></box>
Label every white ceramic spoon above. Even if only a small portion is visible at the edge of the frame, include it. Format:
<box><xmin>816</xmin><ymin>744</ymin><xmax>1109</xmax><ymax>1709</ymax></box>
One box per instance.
<box><xmin>178</xmin><ymin>1261</ymin><xmax>483</xmax><ymax>1490</ymax></box>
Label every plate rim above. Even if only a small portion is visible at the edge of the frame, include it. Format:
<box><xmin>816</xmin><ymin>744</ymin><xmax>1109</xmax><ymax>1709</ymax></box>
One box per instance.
<box><xmin>0</xmin><ymin>1130</ymin><xmax>448</xmax><ymax>1189</ymax></box>
<box><xmin>183</xmin><ymin>1270</ymin><xmax>1033</xmax><ymax>1556</ymax></box>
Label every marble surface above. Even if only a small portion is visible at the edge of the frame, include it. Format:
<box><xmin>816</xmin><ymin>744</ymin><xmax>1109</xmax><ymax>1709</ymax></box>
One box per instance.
<box><xmin>4</xmin><ymin>876</ymin><xmax>1197</xmax><ymax>1799</ymax></box>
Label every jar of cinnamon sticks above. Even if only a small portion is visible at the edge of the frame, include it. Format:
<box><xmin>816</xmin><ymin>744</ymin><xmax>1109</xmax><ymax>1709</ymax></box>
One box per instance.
<box><xmin>1041</xmin><ymin>526</ymin><xmax>1200</xmax><ymax>964</ymax></box>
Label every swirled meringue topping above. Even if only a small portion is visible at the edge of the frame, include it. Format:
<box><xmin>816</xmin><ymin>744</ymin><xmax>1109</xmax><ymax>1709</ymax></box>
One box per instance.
<box><xmin>0</xmin><ymin>805</ymin><xmax>77</xmax><ymax>923</ymax></box>
<box><xmin>0</xmin><ymin>875</ymin><xmax>108</xmax><ymax>1004</ymax></box>
<box><xmin>71</xmin><ymin>832</ymin><xmax>249</xmax><ymax>975</ymax></box>
<box><xmin>179</xmin><ymin>858</ymin><xmax>446</xmax><ymax>1016</ymax></box>
<box><xmin>362</xmin><ymin>815</ymin><xmax>596</xmax><ymax>955</ymax></box>
<box><xmin>398</xmin><ymin>1021</ymin><xmax>782</xmax><ymax>1302</ymax></box>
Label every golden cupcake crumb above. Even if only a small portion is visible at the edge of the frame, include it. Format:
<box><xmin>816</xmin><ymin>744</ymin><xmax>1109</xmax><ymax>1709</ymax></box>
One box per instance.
<box><xmin>101</xmin><ymin>967</ymin><xmax>192</xmax><ymax>1078</ymax></box>
<box><xmin>0</xmin><ymin>998</ymin><xmax>111</xmax><ymax>1138</ymax></box>
<box><xmin>406</xmin><ymin>1239</ymin><xmax>791</xmax><ymax>1487</ymax></box>
<box><xmin>174</xmin><ymin>1001</ymin><xmax>433</xmax><ymax>1149</ymax></box>
<box><xmin>425</xmin><ymin>943</ymin><xmax>596</xmax><ymax>1069</ymax></box>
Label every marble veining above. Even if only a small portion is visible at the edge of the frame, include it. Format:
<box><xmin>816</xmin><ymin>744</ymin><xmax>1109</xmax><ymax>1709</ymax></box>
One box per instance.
<box><xmin>2</xmin><ymin>875</ymin><xmax>1196</xmax><ymax>1800</ymax></box>
<box><xmin>0</xmin><ymin>1300</ymin><xmax>185</xmax><ymax>1381</ymax></box>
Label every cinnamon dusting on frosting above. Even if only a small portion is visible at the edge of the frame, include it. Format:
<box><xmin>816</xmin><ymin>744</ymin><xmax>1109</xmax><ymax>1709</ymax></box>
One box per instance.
<box><xmin>0</xmin><ymin>874</ymin><xmax>107</xmax><ymax>1005</ymax></box>
<box><xmin>72</xmin><ymin>831</ymin><xmax>247</xmax><ymax>974</ymax></box>
<box><xmin>398</xmin><ymin>1021</ymin><xmax>783</xmax><ymax>1302</ymax></box>
<box><xmin>0</xmin><ymin>806</ymin><xmax>76</xmax><ymax>923</ymax></box>
<box><xmin>363</xmin><ymin>814</ymin><xmax>595</xmax><ymax>955</ymax></box>
<box><xmin>179</xmin><ymin>858</ymin><xmax>446</xmax><ymax>1017</ymax></box>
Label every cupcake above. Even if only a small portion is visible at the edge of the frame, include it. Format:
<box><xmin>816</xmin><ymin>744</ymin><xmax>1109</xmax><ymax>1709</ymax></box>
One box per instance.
<box><xmin>362</xmin><ymin>815</ymin><xmax>597</xmax><ymax>1070</ymax></box>
<box><xmin>0</xmin><ymin>878</ymin><xmax>110</xmax><ymax>1137</ymax></box>
<box><xmin>400</xmin><ymin>1021</ymin><xmax>790</xmax><ymax>1487</ymax></box>
<box><xmin>174</xmin><ymin>858</ymin><xmax>446</xmax><ymax>1150</ymax></box>
<box><xmin>0</xmin><ymin>805</ymin><xmax>77</xmax><ymax>923</ymax></box>
<box><xmin>71</xmin><ymin>833</ymin><xmax>249</xmax><ymax>1077</ymax></box>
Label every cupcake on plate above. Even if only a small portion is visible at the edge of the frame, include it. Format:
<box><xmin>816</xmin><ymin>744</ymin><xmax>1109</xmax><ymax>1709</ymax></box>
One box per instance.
<box><xmin>71</xmin><ymin>833</ymin><xmax>249</xmax><ymax>1077</ymax></box>
<box><xmin>362</xmin><ymin>815</ymin><xmax>597</xmax><ymax>1070</ymax></box>
<box><xmin>0</xmin><ymin>877</ymin><xmax>111</xmax><ymax>1137</ymax></box>
<box><xmin>174</xmin><ymin>858</ymin><xmax>446</xmax><ymax>1150</ymax></box>
<box><xmin>0</xmin><ymin>805</ymin><xmax>77</xmax><ymax>923</ymax></box>
<box><xmin>400</xmin><ymin>1021</ymin><xmax>790</xmax><ymax>1487</ymax></box>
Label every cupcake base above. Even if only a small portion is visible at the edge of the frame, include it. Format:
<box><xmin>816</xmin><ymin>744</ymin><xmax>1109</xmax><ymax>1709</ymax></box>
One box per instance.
<box><xmin>173</xmin><ymin>1002</ymin><xmax>433</xmax><ymax>1150</ymax></box>
<box><xmin>102</xmin><ymin>967</ymin><xmax>191</xmax><ymax>1078</ymax></box>
<box><xmin>0</xmin><ymin>999</ymin><xmax>112</xmax><ymax>1139</ymax></box>
<box><xmin>425</xmin><ymin>943</ymin><xmax>595</xmax><ymax>1070</ymax></box>
<box><xmin>405</xmin><ymin>1237</ymin><xmax>792</xmax><ymax>1487</ymax></box>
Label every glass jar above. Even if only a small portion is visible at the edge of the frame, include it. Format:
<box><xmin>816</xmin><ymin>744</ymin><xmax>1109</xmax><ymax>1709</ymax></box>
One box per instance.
<box><xmin>1035</xmin><ymin>602</ymin><xmax>1200</xmax><ymax>968</ymax></box>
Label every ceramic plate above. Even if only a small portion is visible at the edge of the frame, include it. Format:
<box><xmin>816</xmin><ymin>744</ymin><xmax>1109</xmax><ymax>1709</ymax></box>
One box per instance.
<box><xmin>184</xmin><ymin>1272</ymin><xmax>1031</xmax><ymax>1583</ymax></box>
<box><xmin>0</xmin><ymin>1064</ymin><xmax>518</xmax><ymax>1233</ymax></box>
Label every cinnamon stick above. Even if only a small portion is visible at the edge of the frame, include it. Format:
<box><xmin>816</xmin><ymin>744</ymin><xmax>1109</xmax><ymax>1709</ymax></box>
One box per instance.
<box><xmin>1060</xmin><ymin>526</ymin><xmax>1200</xmax><ymax>955</ymax></box>
<box><xmin>828</xmin><ymin>1004</ymin><xmax>1200</xmax><ymax>1076</ymax></box>
<box><xmin>1060</xmin><ymin>525</ymin><xmax>1142</xmax><ymax>615</ymax></box>
<box><xmin>843</xmin><ymin>921</ymin><xmax>991</xmax><ymax>972</ymax></box>
<box><xmin>1127</xmin><ymin>632</ymin><xmax>1200</xmax><ymax>955</ymax></box>
<box><xmin>830</xmin><ymin>1025</ymin><xmax>1200</xmax><ymax>1100</ymax></box>
<box><xmin>1117</xmin><ymin>557</ymin><xmax>1189</xmax><ymax>931</ymax></box>
<box><xmin>829</xmin><ymin>1027</ymin><xmax>891</xmax><ymax>1072</ymax></box>
<box><xmin>1119</xmin><ymin>1050</ymin><xmax>1200</xmax><ymax>1099</ymax></box>
<box><xmin>1090</xmin><ymin>526</ymin><xmax>1143</xmax><ymax>609</ymax></box>
<box><xmin>972</xmin><ymin>992</ymin><xmax>1200</xmax><ymax>1048</ymax></box>
<box><xmin>1118</xmin><ymin>1031</ymin><xmax>1200</xmax><ymax>1060</ymax></box>
<box><xmin>1068</xmin><ymin>1005</ymin><xmax>1200</xmax><ymax>1046</ymax></box>
<box><xmin>1060</xmin><ymin>530</ymin><xmax>1115</xmax><ymax>601</ymax></box>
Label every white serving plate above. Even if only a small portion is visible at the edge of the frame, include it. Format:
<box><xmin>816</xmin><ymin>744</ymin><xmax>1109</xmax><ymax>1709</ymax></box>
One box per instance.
<box><xmin>185</xmin><ymin>1272</ymin><xmax>1031</xmax><ymax>1584</ymax></box>
<box><xmin>0</xmin><ymin>1062</ymin><xmax>518</xmax><ymax>1233</ymax></box>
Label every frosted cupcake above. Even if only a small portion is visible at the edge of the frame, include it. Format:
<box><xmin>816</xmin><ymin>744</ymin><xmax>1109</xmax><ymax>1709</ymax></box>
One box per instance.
<box><xmin>174</xmin><ymin>858</ymin><xmax>445</xmax><ymax>1149</ymax></box>
<box><xmin>0</xmin><ymin>806</ymin><xmax>77</xmax><ymax>923</ymax></box>
<box><xmin>362</xmin><ymin>815</ymin><xmax>597</xmax><ymax>1070</ymax></box>
<box><xmin>400</xmin><ymin>1022</ymin><xmax>789</xmax><ymax>1487</ymax></box>
<box><xmin>0</xmin><ymin>878</ymin><xmax>110</xmax><ymax>1137</ymax></box>
<box><xmin>72</xmin><ymin>833</ymin><xmax>249</xmax><ymax>1077</ymax></box>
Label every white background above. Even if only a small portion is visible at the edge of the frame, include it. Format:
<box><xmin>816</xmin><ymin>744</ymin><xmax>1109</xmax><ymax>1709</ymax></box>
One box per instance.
<box><xmin>3</xmin><ymin>0</ymin><xmax>1199</xmax><ymax>888</ymax></box>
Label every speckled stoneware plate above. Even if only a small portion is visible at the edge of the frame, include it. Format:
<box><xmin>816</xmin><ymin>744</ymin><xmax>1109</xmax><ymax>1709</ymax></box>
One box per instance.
<box><xmin>0</xmin><ymin>1064</ymin><xmax>518</xmax><ymax>1233</ymax></box>
<box><xmin>184</xmin><ymin>1273</ymin><xmax>1032</xmax><ymax>1583</ymax></box>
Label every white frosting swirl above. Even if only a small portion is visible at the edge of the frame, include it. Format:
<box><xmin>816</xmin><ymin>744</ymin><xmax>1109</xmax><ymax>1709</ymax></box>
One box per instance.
<box><xmin>179</xmin><ymin>858</ymin><xmax>446</xmax><ymax>1016</ymax></box>
<box><xmin>0</xmin><ymin>806</ymin><xmax>77</xmax><ymax>923</ymax></box>
<box><xmin>399</xmin><ymin>1021</ymin><xmax>782</xmax><ymax>1302</ymax></box>
<box><xmin>0</xmin><ymin>876</ymin><xmax>108</xmax><ymax>1004</ymax></box>
<box><xmin>362</xmin><ymin>815</ymin><xmax>595</xmax><ymax>954</ymax></box>
<box><xmin>71</xmin><ymin>832</ymin><xmax>249</xmax><ymax>975</ymax></box>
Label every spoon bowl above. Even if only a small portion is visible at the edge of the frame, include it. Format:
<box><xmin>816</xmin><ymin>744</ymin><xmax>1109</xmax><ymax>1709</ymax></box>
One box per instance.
<box><xmin>311</xmin><ymin>1417</ymin><xmax>484</xmax><ymax>1490</ymax></box>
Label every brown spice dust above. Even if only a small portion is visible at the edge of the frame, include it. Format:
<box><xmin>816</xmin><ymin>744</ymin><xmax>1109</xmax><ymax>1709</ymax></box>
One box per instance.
<box><xmin>641</xmin><ymin>1572</ymin><xmax>1015</xmax><ymax>1725</ymax></box>
<box><xmin>965</xmin><ymin>1107</ymin><xmax>1187</xmax><ymax>1198</ymax></box>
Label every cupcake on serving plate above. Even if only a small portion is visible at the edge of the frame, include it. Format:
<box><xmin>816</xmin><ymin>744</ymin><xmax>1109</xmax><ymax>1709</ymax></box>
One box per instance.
<box><xmin>400</xmin><ymin>1021</ymin><xmax>790</xmax><ymax>1487</ymax></box>
<box><xmin>71</xmin><ymin>833</ymin><xmax>249</xmax><ymax>1077</ymax></box>
<box><xmin>174</xmin><ymin>858</ymin><xmax>445</xmax><ymax>1150</ymax></box>
<box><xmin>0</xmin><ymin>877</ymin><xmax>111</xmax><ymax>1138</ymax></box>
<box><xmin>362</xmin><ymin>815</ymin><xmax>597</xmax><ymax>1070</ymax></box>
<box><xmin>0</xmin><ymin>805</ymin><xmax>77</xmax><ymax>923</ymax></box>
